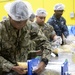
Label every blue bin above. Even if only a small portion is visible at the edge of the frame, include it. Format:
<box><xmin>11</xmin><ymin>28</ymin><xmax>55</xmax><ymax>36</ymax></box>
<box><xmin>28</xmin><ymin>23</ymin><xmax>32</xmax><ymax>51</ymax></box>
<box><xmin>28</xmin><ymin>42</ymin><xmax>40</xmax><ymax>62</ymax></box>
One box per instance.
<box><xmin>28</xmin><ymin>58</ymin><xmax>40</xmax><ymax>75</ymax></box>
<box><xmin>68</xmin><ymin>26</ymin><xmax>75</xmax><ymax>35</ymax></box>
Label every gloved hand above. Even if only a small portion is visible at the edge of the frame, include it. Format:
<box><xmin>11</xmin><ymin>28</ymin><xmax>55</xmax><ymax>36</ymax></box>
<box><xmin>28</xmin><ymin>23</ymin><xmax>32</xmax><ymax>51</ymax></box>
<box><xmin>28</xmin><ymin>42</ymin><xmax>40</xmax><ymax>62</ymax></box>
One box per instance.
<box><xmin>53</xmin><ymin>35</ymin><xmax>62</xmax><ymax>46</ymax></box>
<box><xmin>51</xmin><ymin>36</ymin><xmax>62</xmax><ymax>56</ymax></box>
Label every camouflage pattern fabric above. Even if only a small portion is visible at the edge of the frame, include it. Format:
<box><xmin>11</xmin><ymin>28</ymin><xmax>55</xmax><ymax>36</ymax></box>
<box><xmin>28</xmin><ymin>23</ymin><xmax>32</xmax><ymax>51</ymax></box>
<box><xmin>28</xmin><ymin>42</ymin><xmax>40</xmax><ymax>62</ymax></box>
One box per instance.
<box><xmin>0</xmin><ymin>19</ymin><xmax>51</xmax><ymax>73</ymax></box>
<box><xmin>33</xmin><ymin>22</ymin><xmax>61</xmax><ymax>48</ymax></box>
<box><xmin>33</xmin><ymin>22</ymin><xmax>56</xmax><ymax>41</ymax></box>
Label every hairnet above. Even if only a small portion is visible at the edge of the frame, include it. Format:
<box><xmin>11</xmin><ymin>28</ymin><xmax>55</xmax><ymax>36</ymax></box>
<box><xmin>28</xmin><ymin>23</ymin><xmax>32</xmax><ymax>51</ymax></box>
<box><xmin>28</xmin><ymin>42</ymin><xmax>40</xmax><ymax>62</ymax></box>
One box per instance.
<box><xmin>24</xmin><ymin>1</ymin><xmax>33</xmax><ymax>17</ymax></box>
<box><xmin>54</xmin><ymin>3</ymin><xmax>65</xmax><ymax>10</ymax></box>
<box><xmin>35</xmin><ymin>8</ymin><xmax>47</xmax><ymax>16</ymax></box>
<box><xmin>4</xmin><ymin>1</ymin><xmax>33</xmax><ymax>21</ymax></box>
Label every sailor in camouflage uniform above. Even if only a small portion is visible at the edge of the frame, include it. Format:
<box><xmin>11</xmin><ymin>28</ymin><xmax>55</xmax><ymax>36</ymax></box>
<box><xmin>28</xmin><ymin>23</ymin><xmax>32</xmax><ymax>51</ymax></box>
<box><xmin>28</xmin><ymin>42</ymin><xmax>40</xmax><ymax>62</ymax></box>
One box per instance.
<box><xmin>0</xmin><ymin>1</ymin><xmax>52</xmax><ymax>75</ymax></box>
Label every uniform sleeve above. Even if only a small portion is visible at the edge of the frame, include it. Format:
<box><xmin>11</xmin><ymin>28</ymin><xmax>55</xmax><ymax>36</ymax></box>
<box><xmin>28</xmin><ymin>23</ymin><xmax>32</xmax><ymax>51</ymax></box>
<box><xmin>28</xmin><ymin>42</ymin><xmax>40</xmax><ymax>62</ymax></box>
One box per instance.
<box><xmin>33</xmin><ymin>29</ymin><xmax>52</xmax><ymax>61</ymax></box>
<box><xmin>48</xmin><ymin>24</ymin><xmax>56</xmax><ymax>39</ymax></box>
<box><xmin>30</xmin><ymin>23</ymin><xmax>53</xmax><ymax>65</ymax></box>
<box><xmin>62</xmin><ymin>19</ymin><xmax>69</xmax><ymax>37</ymax></box>
<box><xmin>0</xmin><ymin>56</ymin><xmax>14</xmax><ymax>72</ymax></box>
<box><xmin>47</xmin><ymin>18</ymin><xmax>56</xmax><ymax>35</ymax></box>
<box><xmin>0</xmin><ymin>22</ymin><xmax>14</xmax><ymax>72</ymax></box>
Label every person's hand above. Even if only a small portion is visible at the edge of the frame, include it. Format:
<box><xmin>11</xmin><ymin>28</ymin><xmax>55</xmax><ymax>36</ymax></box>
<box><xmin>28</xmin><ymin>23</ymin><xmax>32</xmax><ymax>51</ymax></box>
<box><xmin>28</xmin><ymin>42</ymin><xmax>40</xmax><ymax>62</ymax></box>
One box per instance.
<box><xmin>53</xmin><ymin>36</ymin><xmax>62</xmax><ymax>45</ymax></box>
<box><xmin>34</xmin><ymin>61</ymin><xmax>46</xmax><ymax>75</ymax></box>
<box><xmin>11</xmin><ymin>66</ymin><xmax>27</xmax><ymax>74</ymax></box>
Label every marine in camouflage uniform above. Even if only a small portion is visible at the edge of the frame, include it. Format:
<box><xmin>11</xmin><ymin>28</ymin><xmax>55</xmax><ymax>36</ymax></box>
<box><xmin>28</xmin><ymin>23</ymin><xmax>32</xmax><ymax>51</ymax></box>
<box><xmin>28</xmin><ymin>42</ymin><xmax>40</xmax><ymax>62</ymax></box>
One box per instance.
<box><xmin>35</xmin><ymin>8</ymin><xmax>62</xmax><ymax>50</ymax></box>
<box><xmin>0</xmin><ymin>18</ymin><xmax>51</xmax><ymax>74</ymax></box>
<box><xmin>35</xmin><ymin>8</ymin><xmax>56</xmax><ymax>41</ymax></box>
<box><xmin>0</xmin><ymin>1</ymin><xmax>52</xmax><ymax>75</ymax></box>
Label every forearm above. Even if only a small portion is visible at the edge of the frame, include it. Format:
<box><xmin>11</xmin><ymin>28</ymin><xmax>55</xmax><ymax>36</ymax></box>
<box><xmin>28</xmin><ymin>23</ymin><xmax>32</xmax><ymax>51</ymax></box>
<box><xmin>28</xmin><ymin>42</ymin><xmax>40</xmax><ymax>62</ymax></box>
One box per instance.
<box><xmin>0</xmin><ymin>56</ymin><xmax>14</xmax><ymax>72</ymax></box>
<box><xmin>41</xmin><ymin>41</ymin><xmax>52</xmax><ymax>61</ymax></box>
<box><xmin>42</xmin><ymin>48</ymin><xmax>51</xmax><ymax>61</ymax></box>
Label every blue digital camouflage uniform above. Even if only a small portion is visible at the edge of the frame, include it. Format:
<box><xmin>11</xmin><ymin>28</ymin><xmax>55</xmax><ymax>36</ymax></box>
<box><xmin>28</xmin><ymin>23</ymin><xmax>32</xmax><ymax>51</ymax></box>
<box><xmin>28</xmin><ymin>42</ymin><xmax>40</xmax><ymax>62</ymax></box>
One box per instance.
<box><xmin>0</xmin><ymin>19</ymin><xmax>52</xmax><ymax>74</ymax></box>
<box><xmin>47</xmin><ymin>14</ymin><xmax>69</xmax><ymax>38</ymax></box>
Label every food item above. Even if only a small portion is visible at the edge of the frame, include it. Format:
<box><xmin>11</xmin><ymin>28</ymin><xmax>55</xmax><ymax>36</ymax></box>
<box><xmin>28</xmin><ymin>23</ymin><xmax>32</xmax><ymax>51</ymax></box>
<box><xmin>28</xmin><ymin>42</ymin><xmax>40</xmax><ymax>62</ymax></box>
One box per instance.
<box><xmin>17</xmin><ymin>62</ymin><xmax>27</xmax><ymax>73</ymax></box>
<box><xmin>60</xmin><ymin>45</ymin><xmax>72</xmax><ymax>52</ymax></box>
<box><xmin>17</xmin><ymin>62</ymin><xmax>27</xmax><ymax>68</ymax></box>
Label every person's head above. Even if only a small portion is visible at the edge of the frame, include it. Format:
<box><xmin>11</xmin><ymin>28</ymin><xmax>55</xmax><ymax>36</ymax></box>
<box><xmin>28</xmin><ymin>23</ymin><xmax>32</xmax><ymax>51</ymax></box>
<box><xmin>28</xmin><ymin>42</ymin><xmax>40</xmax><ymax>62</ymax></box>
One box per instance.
<box><xmin>35</xmin><ymin>8</ymin><xmax>47</xmax><ymax>25</ymax></box>
<box><xmin>4</xmin><ymin>1</ymin><xmax>32</xmax><ymax>30</ymax></box>
<box><xmin>54</xmin><ymin>3</ymin><xmax>65</xmax><ymax>19</ymax></box>
<box><xmin>29</xmin><ymin>13</ymin><xmax>35</xmax><ymax>22</ymax></box>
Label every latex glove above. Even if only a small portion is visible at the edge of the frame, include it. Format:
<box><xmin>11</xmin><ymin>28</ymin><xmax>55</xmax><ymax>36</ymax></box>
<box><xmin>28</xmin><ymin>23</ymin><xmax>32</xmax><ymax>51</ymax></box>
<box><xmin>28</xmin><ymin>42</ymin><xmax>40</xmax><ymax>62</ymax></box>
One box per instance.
<box><xmin>53</xmin><ymin>36</ymin><xmax>62</xmax><ymax>45</ymax></box>
<box><xmin>34</xmin><ymin>61</ymin><xmax>46</xmax><ymax>75</ymax></box>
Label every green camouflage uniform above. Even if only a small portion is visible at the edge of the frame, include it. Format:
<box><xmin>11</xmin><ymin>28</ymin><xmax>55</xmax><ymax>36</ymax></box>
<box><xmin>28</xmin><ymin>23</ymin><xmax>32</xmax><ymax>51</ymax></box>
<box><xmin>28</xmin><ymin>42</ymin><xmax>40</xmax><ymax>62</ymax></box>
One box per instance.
<box><xmin>33</xmin><ymin>22</ymin><xmax>56</xmax><ymax>46</ymax></box>
<box><xmin>33</xmin><ymin>22</ymin><xmax>62</xmax><ymax>49</ymax></box>
<box><xmin>33</xmin><ymin>22</ymin><xmax>56</xmax><ymax>41</ymax></box>
<box><xmin>0</xmin><ymin>19</ymin><xmax>51</xmax><ymax>73</ymax></box>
